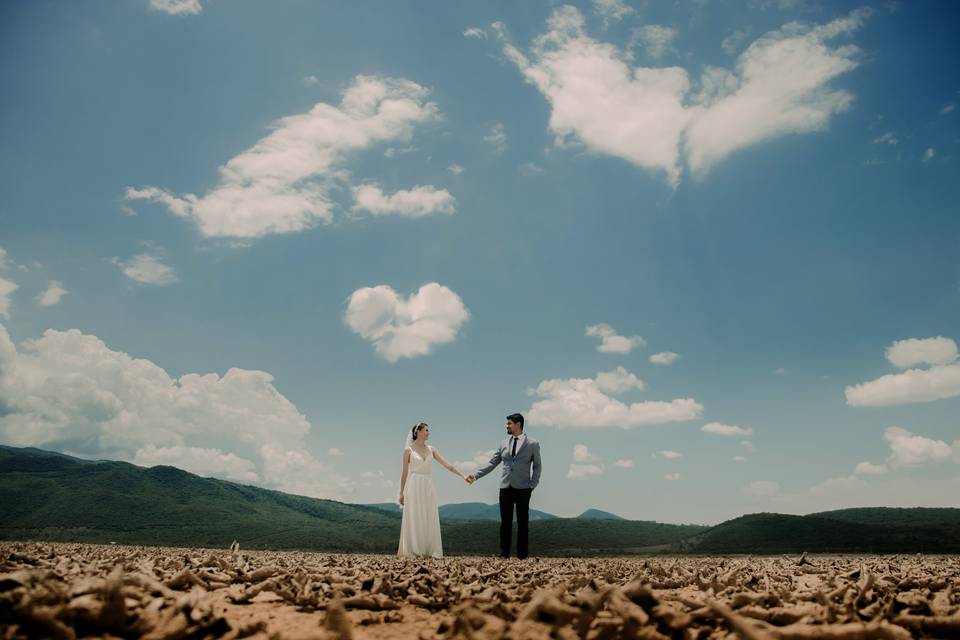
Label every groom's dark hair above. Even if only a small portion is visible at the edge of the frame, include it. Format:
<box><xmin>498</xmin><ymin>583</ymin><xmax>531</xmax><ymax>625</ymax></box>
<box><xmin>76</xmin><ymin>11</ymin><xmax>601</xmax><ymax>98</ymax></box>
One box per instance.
<box><xmin>506</xmin><ymin>413</ymin><xmax>524</xmax><ymax>430</ymax></box>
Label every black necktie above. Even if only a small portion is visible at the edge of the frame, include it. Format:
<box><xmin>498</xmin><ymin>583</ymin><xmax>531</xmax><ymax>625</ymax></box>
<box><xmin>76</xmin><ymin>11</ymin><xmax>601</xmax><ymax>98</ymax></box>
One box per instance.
<box><xmin>511</xmin><ymin>437</ymin><xmax>518</xmax><ymax>457</ymax></box>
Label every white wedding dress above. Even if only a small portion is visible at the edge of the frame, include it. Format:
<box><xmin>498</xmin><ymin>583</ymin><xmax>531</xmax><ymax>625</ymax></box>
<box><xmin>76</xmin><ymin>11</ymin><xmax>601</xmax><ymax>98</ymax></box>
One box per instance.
<box><xmin>398</xmin><ymin>445</ymin><xmax>443</xmax><ymax>558</ymax></box>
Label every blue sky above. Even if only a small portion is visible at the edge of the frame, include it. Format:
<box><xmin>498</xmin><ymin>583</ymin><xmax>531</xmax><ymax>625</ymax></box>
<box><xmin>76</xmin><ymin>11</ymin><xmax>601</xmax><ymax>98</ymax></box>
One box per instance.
<box><xmin>1</xmin><ymin>0</ymin><xmax>958</xmax><ymax>524</ymax></box>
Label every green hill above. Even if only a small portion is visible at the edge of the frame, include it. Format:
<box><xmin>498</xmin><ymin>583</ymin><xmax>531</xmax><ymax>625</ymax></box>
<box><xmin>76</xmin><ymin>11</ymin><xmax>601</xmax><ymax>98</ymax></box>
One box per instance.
<box><xmin>679</xmin><ymin>510</ymin><xmax>960</xmax><ymax>554</ymax></box>
<box><xmin>0</xmin><ymin>445</ymin><xmax>702</xmax><ymax>555</ymax></box>
<box><xmin>365</xmin><ymin>501</ymin><xmax>557</xmax><ymax>521</ymax></box>
<box><xmin>578</xmin><ymin>509</ymin><xmax>625</xmax><ymax>520</ymax></box>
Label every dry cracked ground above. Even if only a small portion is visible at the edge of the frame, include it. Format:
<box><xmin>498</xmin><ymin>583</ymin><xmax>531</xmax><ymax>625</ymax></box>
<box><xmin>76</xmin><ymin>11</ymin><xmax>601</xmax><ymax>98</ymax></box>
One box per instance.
<box><xmin>2</xmin><ymin>542</ymin><xmax>959</xmax><ymax>639</ymax></box>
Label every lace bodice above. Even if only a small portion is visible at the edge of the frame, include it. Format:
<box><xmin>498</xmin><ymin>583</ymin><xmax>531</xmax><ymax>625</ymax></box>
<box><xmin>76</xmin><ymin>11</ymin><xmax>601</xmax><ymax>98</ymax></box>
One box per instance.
<box><xmin>407</xmin><ymin>446</ymin><xmax>433</xmax><ymax>475</ymax></box>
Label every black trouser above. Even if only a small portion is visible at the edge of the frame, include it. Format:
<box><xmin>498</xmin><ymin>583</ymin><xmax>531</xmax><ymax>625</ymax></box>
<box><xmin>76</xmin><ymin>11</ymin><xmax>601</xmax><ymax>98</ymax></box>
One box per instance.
<box><xmin>499</xmin><ymin>487</ymin><xmax>532</xmax><ymax>558</ymax></box>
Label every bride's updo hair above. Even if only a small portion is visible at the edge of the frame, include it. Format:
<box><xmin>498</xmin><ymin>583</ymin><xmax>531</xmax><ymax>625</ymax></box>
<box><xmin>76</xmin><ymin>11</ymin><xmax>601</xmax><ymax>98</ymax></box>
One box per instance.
<box><xmin>411</xmin><ymin>422</ymin><xmax>428</xmax><ymax>441</ymax></box>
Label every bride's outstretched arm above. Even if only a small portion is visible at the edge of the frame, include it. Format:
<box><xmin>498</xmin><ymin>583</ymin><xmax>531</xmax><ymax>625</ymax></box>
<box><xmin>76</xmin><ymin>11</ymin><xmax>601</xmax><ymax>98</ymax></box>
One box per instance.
<box><xmin>398</xmin><ymin>448</ymin><xmax>411</xmax><ymax>505</ymax></box>
<box><xmin>431</xmin><ymin>448</ymin><xmax>467</xmax><ymax>481</ymax></box>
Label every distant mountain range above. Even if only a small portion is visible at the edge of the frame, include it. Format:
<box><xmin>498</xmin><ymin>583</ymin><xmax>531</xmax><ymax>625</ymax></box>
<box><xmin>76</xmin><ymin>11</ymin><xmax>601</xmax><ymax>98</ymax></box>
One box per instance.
<box><xmin>3</xmin><ymin>445</ymin><xmax>959</xmax><ymax>554</ymax></box>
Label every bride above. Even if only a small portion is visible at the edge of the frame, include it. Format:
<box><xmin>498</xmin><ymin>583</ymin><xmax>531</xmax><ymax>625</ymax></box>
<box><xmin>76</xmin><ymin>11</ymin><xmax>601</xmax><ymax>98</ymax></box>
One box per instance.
<box><xmin>397</xmin><ymin>422</ymin><xmax>469</xmax><ymax>558</ymax></box>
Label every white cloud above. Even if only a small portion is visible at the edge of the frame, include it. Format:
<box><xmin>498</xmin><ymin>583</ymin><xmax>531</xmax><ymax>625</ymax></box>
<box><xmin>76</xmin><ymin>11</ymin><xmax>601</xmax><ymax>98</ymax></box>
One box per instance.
<box><xmin>464</xmin><ymin>27</ymin><xmax>487</xmax><ymax>39</ymax></box>
<box><xmin>664</xmin><ymin>472</ymin><xmax>681</xmax><ymax>481</ymax></box>
<box><xmin>111</xmin><ymin>253</ymin><xmax>177</xmax><ymax>286</ymax></box>
<box><xmin>0</xmin><ymin>248</ymin><xmax>13</xmax><ymax>271</ymax></box>
<box><xmin>923</xmin><ymin>147</ymin><xmax>935</xmax><ymax>162</ymax></box>
<box><xmin>615</xmin><ymin>458</ymin><xmax>634</xmax><ymax>468</ymax></box>
<box><xmin>383</xmin><ymin>146</ymin><xmax>416</xmax><ymax>158</ymax></box>
<box><xmin>0</xmin><ymin>323</ymin><xmax>352</xmax><ymax>498</ymax></box>
<box><xmin>809</xmin><ymin>474</ymin><xmax>867</xmax><ymax>495</ymax></box>
<box><xmin>328</xmin><ymin>447</ymin><xmax>344</xmax><ymax>456</ymax></box>
<box><xmin>573</xmin><ymin>443</ymin><xmax>597</xmax><ymax>462</ymax></box>
<box><xmin>567</xmin><ymin>462</ymin><xmax>605</xmax><ymax>479</ymax></box>
<box><xmin>744</xmin><ymin>480</ymin><xmax>780</xmax><ymax>496</ymax></box>
<box><xmin>595</xmin><ymin>366</ymin><xmax>644</xmax><ymax>393</ymax></box>
<box><xmin>303</xmin><ymin>75</ymin><xmax>319</xmax><ymax>87</ymax></box>
<box><xmin>721</xmin><ymin>29</ymin><xmax>750</xmax><ymax>55</ymax></box>
<box><xmin>886</xmin><ymin>336</ymin><xmax>958</xmax><ymax>368</ymax></box>
<box><xmin>701</xmin><ymin>422</ymin><xmax>754</xmax><ymax>437</ymax></box>
<box><xmin>593</xmin><ymin>0</ymin><xmax>633</xmax><ymax>26</ymax></box>
<box><xmin>586</xmin><ymin>323</ymin><xmax>645</xmax><ymax>353</ymax></box>
<box><xmin>352</xmin><ymin>184</ymin><xmax>455</xmax><ymax>218</ymax></box>
<box><xmin>846</xmin><ymin>364</ymin><xmax>960</xmax><ymax>407</ymax></box>
<box><xmin>733</xmin><ymin>455</ymin><xmax>747</xmax><ymax>462</ymax></box>
<box><xmin>649</xmin><ymin>351</ymin><xmax>679</xmax><ymax>365</ymax></box>
<box><xmin>528</xmin><ymin>367</ymin><xmax>702</xmax><ymax>428</ymax></box>
<box><xmin>854</xmin><ymin>461</ymin><xmax>888</xmax><ymax>475</ymax></box>
<box><xmin>519</xmin><ymin>162</ymin><xmax>545</xmax><ymax>175</ymax></box>
<box><xmin>149</xmin><ymin>0</ymin><xmax>202</xmax><ymax>16</ymax></box>
<box><xmin>126</xmin><ymin>76</ymin><xmax>439</xmax><ymax>240</ymax></box>
<box><xmin>630</xmin><ymin>25</ymin><xmax>678</xmax><ymax>60</ymax></box>
<box><xmin>37</xmin><ymin>280</ymin><xmax>68</xmax><ymax>307</ymax></box>
<box><xmin>484</xmin><ymin>123</ymin><xmax>507</xmax><ymax>153</ymax></box>
<box><xmin>0</xmin><ymin>277</ymin><xmax>17</xmax><ymax>320</ymax></box>
<box><xmin>454</xmin><ymin>449</ymin><xmax>496</xmax><ymax>474</ymax></box>
<box><xmin>884</xmin><ymin>426</ymin><xmax>952</xmax><ymax>468</ymax></box>
<box><xmin>740</xmin><ymin>440</ymin><xmax>756</xmax><ymax>453</ymax></box>
<box><xmin>134</xmin><ymin>444</ymin><xmax>259</xmax><ymax>483</ymax></box>
<box><xmin>499</xmin><ymin>6</ymin><xmax>867</xmax><ymax>185</ymax></box>
<box><xmin>344</xmin><ymin>283</ymin><xmax>469</xmax><ymax>362</ymax></box>
<box><xmin>942</xmin><ymin>103</ymin><xmax>956</xmax><ymax>115</ymax></box>
<box><xmin>447</xmin><ymin>164</ymin><xmax>465</xmax><ymax>175</ymax></box>
<box><xmin>654</xmin><ymin>450</ymin><xmax>682</xmax><ymax>459</ymax></box>
<box><xmin>872</xmin><ymin>132</ymin><xmax>898</xmax><ymax>145</ymax></box>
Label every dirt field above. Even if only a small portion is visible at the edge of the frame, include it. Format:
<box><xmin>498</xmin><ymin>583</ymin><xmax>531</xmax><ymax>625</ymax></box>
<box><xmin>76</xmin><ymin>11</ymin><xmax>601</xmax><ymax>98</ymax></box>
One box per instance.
<box><xmin>2</xmin><ymin>542</ymin><xmax>959</xmax><ymax>639</ymax></box>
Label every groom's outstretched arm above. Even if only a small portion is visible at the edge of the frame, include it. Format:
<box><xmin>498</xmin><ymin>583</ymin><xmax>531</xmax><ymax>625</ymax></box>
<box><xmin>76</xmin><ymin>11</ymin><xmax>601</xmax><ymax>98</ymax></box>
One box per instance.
<box><xmin>530</xmin><ymin>442</ymin><xmax>542</xmax><ymax>489</ymax></box>
<box><xmin>473</xmin><ymin>448</ymin><xmax>502</xmax><ymax>480</ymax></box>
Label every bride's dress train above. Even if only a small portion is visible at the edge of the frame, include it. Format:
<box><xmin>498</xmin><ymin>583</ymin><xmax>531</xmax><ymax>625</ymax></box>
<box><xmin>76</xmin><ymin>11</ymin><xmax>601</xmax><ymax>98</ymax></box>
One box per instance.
<box><xmin>398</xmin><ymin>446</ymin><xmax>443</xmax><ymax>558</ymax></box>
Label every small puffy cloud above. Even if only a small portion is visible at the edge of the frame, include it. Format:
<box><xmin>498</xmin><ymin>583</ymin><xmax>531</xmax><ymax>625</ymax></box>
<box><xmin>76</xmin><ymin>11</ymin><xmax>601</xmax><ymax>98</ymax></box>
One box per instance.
<box><xmin>111</xmin><ymin>253</ymin><xmax>177</xmax><ymax>286</ymax></box>
<box><xmin>854</xmin><ymin>461</ymin><xmax>888</xmax><ymax>475</ymax></box>
<box><xmin>37</xmin><ymin>280</ymin><xmax>68</xmax><ymax>307</ymax></box>
<box><xmin>0</xmin><ymin>248</ymin><xmax>13</xmax><ymax>270</ymax></box>
<box><xmin>134</xmin><ymin>444</ymin><xmax>259</xmax><ymax>483</ymax></box>
<box><xmin>942</xmin><ymin>103</ymin><xmax>956</xmax><ymax>115</ymax></box>
<box><xmin>649</xmin><ymin>351</ymin><xmax>679</xmax><ymax>365</ymax></box>
<box><xmin>586</xmin><ymin>323</ymin><xmax>645</xmax><ymax>353</ymax></box>
<box><xmin>573</xmin><ymin>443</ymin><xmax>597</xmax><ymax>462</ymax></box>
<box><xmin>654</xmin><ymin>450</ymin><xmax>682</xmax><ymax>459</ymax></box>
<box><xmin>630</xmin><ymin>25</ymin><xmax>678</xmax><ymax>60</ymax></box>
<box><xmin>499</xmin><ymin>6</ymin><xmax>868</xmax><ymax>185</ymax></box>
<box><xmin>126</xmin><ymin>76</ymin><xmax>439</xmax><ymax>240</ymax></box>
<box><xmin>740</xmin><ymin>440</ymin><xmax>756</xmax><ymax>453</ymax></box>
<box><xmin>664</xmin><ymin>472</ymin><xmax>681</xmax><ymax>481</ymax></box>
<box><xmin>303</xmin><ymin>75</ymin><xmax>319</xmax><ymax>87</ymax></box>
<box><xmin>721</xmin><ymin>29</ymin><xmax>750</xmax><ymax>55</ymax></box>
<box><xmin>809</xmin><ymin>474</ymin><xmax>867</xmax><ymax>495</ymax></box>
<box><xmin>846</xmin><ymin>338</ymin><xmax>960</xmax><ymax>406</ymax></box>
<box><xmin>519</xmin><ymin>162</ymin><xmax>545</xmax><ymax>176</ymax></box>
<box><xmin>872</xmin><ymin>132</ymin><xmax>898</xmax><ymax>145</ymax></box>
<box><xmin>595</xmin><ymin>366</ymin><xmax>644</xmax><ymax>393</ymax></box>
<box><xmin>0</xmin><ymin>277</ymin><xmax>17</xmax><ymax>320</ymax></box>
<box><xmin>464</xmin><ymin>27</ymin><xmax>487</xmax><ymax>39</ymax></box>
<box><xmin>886</xmin><ymin>337</ymin><xmax>959</xmax><ymax>368</ymax></box>
<box><xmin>701</xmin><ymin>422</ymin><xmax>754</xmax><ymax>437</ymax></box>
<box><xmin>567</xmin><ymin>462</ymin><xmax>605</xmax><ymax>479</ymax></box>
<box><xmin>615</xmin><ymin>458</ymin><xmax>634</xmax><ymax>468</ymax></box>
<box><xmin>528</xmin><ymin>368</ymin><xmax>702</xmax><ymax>428</ymax></box>
<box><xmin>150</xmin><ymin>0</ymin><xmax>202</xmax><ymax>15</ymax></box>
<box><xmin>733</xmin><ymin>455</ymin><xmax>747</xmax><ymax>462</ymax></box>
<box><xmin>352</xmin><ymin>184</ymin><xmax>455</xmax><ymax>218</ymax></box>
<box><xmin>884</xmin><ymin>426</ymin><xmax>952</xmax><ymax>468</ymax></box>
<box><xmin>447</xmin><ymin>164</ymin><xmax>465</xmax><ymax>175</ymax></box>
<box><xmin>593</xmin><ymin>0</ymin><xmax>633</xmax><ymax>26</ymax></box>
<box><xmin>328</xmin><ymin>447</ymin><xmax>344</xmax><ymax>456</ymax></box>
<box><xmin>454</xmin><ymin>449</ymin><xmax>496</xmax><ymax>474</ymax></box>
<box><xmin>923</xmin><ymin>148</ymin><xmax>935</xmax><ymax>162</ymax></box>
<box><xmin>744</xmin><ymin>480</ymin><xmax>780</xmax><ymax>496</ymax></box>
<box><xmin>484</xmin><ymin>123</ymin><xmax>507</xmax><ymax>153</ymax></box>
<box><xmin>0</xmin><ymin>323</ymin><xmax>351</xmax><ymax>498</ymax></box>
<box><xmin>344</xmin><ymin>283</ymin><xmax>469</xmax><ymax>362</ymax></box>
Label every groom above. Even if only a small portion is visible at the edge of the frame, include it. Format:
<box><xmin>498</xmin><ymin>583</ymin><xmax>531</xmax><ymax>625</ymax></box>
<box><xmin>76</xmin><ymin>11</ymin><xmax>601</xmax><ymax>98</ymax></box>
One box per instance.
<box><xmin>467</xmin><ymin>413</ymin><xmax>542</xmax><ymax>559</ymax></box>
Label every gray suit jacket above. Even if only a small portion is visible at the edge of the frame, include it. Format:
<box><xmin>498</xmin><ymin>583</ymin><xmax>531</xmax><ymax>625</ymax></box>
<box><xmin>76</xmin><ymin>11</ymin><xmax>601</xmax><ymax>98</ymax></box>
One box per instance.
<box><xmin>475</xmin><ymin>435</ymin><xmax>542</xmax><ymax>489</ymax></box>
